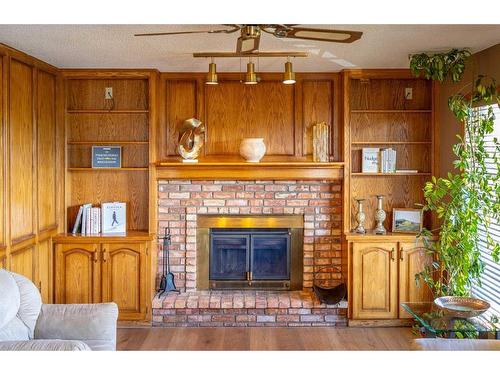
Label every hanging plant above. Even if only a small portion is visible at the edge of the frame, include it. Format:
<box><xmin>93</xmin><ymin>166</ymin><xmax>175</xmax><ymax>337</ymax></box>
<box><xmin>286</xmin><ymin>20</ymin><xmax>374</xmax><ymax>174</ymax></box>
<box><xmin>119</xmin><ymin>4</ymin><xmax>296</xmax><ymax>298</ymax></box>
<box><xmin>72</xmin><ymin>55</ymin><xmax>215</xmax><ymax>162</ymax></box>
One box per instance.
<box><xmin>409</xmin><ymin>49</ymin><xmax>500</xmax><ymax>297</ymax></box>
<box><xmin>410</xmin><ymin>48</ymin><xmax>471</xmax><ymax>82</ymax></box>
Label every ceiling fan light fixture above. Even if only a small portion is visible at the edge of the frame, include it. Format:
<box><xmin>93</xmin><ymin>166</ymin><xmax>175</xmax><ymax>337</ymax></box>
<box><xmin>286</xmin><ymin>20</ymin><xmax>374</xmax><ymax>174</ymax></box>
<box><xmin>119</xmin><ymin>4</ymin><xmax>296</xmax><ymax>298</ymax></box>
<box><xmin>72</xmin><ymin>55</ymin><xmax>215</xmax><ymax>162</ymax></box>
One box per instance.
<box><xmin>283</xmin><ymin>59</ymin><xmax>296</xmax><ymax>84</ymax></box>
<box><xmin>206</xmin><ymin>61</ymin><xmax>218</xmax><ymax>85</ymax></box>
<box><xmin>244</xmin><ymin>61</ymin><xmax>258</xmax><ymax>85</ymax></box>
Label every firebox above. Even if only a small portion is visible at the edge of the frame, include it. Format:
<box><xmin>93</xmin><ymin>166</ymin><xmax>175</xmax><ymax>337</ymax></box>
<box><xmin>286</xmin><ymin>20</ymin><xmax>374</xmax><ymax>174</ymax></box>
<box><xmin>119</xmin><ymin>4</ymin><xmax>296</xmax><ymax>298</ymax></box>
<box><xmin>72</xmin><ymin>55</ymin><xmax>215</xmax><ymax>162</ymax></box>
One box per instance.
<box><xmin>196</xmin><ymin>215</ymin><xmax>304</xmax><ymax>291</ymax></box>
<box><xmin>209</xmin><ymin>228</ymin><xmax>290</xmax><ymax>289</ymax></box>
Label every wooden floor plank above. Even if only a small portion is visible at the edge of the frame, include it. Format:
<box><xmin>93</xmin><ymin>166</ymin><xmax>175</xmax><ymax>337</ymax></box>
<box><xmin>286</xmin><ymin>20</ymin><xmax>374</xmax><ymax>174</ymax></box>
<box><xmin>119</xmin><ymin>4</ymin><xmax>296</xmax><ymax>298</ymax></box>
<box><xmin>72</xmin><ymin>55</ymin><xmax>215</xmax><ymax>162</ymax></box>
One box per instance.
<box><xmin>117</xmin><ymin>327</ymin><xmax>415</xmax><ymax>350</ymax></box>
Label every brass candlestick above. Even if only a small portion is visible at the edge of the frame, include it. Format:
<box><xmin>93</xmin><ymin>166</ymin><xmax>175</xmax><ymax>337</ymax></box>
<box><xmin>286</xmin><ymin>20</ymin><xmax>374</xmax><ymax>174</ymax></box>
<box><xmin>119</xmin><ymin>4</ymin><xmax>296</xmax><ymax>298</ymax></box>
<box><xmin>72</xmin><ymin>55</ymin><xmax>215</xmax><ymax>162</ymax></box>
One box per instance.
<box><xmin>354</xmin><ymin>198</ymin><xmax>366</xmax><ymax>234</ymax></box>
<box><xmin>374</xmin><ymin>195</ymin><xmax>387</xmax><ymax>235</ymax></box>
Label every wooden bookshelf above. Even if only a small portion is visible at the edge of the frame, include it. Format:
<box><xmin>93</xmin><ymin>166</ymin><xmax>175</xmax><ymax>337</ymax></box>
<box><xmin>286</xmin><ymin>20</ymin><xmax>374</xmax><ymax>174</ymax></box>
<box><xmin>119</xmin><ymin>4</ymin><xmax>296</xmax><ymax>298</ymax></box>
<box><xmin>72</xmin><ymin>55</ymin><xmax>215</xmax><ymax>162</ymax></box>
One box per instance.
<box><xmin>343</xmin><ymin>71</ymin><xmax>436</xmax><ymax>232</ymax></box>
<box><xmin>63</xmin><ymin>72</ymin><xmax>157</xmax><ymax>233</ymax></box>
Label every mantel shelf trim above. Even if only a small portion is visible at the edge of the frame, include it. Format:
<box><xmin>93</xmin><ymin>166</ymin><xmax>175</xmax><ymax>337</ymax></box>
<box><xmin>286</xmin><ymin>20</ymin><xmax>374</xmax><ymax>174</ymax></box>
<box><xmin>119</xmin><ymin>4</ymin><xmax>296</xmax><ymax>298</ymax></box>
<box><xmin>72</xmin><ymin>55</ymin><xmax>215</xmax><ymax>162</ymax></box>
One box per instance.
<box><xmin>155</xmin><ymin>161</ymin><xmax>344</xmax><ymax>181</ymax></box>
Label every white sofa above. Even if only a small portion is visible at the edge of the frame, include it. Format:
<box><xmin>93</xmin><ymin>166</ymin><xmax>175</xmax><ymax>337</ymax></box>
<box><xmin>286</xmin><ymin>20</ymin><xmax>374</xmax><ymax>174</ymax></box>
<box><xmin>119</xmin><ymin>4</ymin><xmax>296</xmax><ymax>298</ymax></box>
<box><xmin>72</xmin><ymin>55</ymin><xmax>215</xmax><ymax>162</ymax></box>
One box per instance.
<box><xmin>0</xmin><ymin>269</ymin><xmax>118</xmax><ymax>351</ymax></box>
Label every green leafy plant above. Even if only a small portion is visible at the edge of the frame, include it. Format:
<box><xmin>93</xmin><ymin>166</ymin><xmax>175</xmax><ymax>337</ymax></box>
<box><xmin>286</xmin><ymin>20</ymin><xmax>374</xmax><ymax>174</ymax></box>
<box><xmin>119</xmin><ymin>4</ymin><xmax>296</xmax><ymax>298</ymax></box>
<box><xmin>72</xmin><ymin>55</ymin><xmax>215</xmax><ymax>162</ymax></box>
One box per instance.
<box><xmin>410</xmin><ymin>49</ymin><xmax>500</xmax><ymax>297</ymax></box>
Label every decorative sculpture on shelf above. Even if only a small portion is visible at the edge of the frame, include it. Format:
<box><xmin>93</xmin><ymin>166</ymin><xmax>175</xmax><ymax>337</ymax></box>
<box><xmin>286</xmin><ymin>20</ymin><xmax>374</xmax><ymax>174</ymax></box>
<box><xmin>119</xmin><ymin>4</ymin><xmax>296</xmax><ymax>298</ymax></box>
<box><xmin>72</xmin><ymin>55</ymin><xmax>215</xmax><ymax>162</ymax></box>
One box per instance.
<box><xmin>312</xmin><ymin>122</ymin><xmax>329</xmax><ymax>162</ymax></box>
<box><xmin>354</xmin><ymin>198</ymin><xmax>366</xmax><ymax>234</ymax></box>
<box><xmin>177</xmin><ymin>118</ymin><xmax>205</xmax><ymax>162</ymax></box>
<box><xmin>374</xmin><ymin>195</ymin><xmax>387</xmax><ymax>235</ymax></box>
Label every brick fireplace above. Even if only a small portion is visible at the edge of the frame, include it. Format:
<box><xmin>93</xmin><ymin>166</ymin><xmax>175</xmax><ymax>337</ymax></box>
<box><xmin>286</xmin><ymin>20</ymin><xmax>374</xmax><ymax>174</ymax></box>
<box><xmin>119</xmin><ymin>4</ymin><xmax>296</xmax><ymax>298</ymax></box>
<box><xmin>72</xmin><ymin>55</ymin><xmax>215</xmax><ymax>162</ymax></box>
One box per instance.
<box><xmin>152</xmin><ymin>179</ymin><xmax>347</xmax><ymax>326</ymax></box>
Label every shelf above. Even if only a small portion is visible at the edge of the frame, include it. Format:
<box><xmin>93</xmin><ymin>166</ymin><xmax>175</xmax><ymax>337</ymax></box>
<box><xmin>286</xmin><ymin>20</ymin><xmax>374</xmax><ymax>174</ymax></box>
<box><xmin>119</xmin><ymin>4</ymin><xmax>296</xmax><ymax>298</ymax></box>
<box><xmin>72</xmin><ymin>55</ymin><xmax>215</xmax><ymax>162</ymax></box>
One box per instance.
<box><xmin>351</xmin><ymin>172</ymin><xmax>431</xmax><ymax>176</ymax></box>
<box><xmin>351</xmin><ymin>141</ymin><xmax>432</xmax><ymax>145</ymax></box>
<box><xmin>68</xmin><ymin>167</ymin><xmax>148</xmax><ymax>171</ymax></box>
<box><xmin>68</xmin><ymin>141</ymin><xmax>149</xmax><ymax>145</ymax></box>
<box><xmin>350</xmin><ymin>109</ymin><xmax>432</xmax><ymax>113</ymax></box>
<box><xmin>67</xmin><ymin>109</ymin><xmax>149</xmax><ymax>114</ymax></box>
<box><xmin>345</xmin><ymin>231</ymin><xmax>437</xmax><ymax>242</ymax></box>
<box><xmin>155</xmin><ymin>160</ymin><xmax>344</xmax><ymax>180</ymax></box>
<box><xmin>53</xmin><ymin>231</ymin><xmax>153</xmax><ymax>244</ymax></box>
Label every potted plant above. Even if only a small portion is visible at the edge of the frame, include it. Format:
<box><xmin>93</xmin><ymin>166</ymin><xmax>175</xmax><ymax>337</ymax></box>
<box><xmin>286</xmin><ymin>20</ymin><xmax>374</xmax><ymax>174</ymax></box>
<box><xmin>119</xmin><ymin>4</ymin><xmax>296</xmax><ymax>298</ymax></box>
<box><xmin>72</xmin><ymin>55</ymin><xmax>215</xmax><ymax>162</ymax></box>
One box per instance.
<box><xmin>409</xmin><ymin>49</ymin><xmax>499</xmax><ymax>297</ymax></box>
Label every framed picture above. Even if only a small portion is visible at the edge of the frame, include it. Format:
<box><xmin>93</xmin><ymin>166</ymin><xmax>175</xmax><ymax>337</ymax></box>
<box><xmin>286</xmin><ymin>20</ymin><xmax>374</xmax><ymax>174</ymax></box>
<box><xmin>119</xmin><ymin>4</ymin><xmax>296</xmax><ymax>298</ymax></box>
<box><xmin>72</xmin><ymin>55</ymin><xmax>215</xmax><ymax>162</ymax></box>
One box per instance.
<box><xmin>392</xmin><ymin>208</ymin><xmax>423</xmax><ymax>233</ymax></box>
<box><xmin>92</xmin><ymin>146</ymin><xmax>122</xmax><ymax>168</ymax></box>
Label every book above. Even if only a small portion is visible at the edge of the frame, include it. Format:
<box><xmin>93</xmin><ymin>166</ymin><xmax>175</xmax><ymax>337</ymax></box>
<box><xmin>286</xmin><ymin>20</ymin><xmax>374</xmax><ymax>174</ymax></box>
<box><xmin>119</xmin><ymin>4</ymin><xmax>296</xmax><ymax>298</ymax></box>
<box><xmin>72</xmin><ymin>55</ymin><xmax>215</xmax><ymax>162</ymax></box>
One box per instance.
<box><xmin>362</xmin><ymin>148</ymin><xmax>380</xmax><ymax>173</ymax></box>
<box><xmin>395</xmin><ymin>169</ymin><xmax>419</xmax><ymax>173</ymax></box>
<box><xmin>102</xmin><ymin>202</ymin><xmax>126</xmax><ymax>234</ymax></box>
<box><xmin>72</xmin><ymin>205</ymin><xmax>84</xmax><ymax>234</ymax></box>
<box><xmin>80</xmin><ymin>204</ymin><xmax>92</xmax><ymax>235</ymax></box>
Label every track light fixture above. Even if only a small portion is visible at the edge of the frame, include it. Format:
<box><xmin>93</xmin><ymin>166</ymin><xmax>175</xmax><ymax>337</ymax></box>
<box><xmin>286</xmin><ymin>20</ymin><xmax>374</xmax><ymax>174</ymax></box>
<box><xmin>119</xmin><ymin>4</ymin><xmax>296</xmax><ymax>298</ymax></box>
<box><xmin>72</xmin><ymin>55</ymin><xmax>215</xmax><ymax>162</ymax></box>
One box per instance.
<box><xmin>206</xmin><ymin>58</ymin><xmax>218</xmax><ymax>85</ymax></box>
<box><xmin>244</xmin><ymin>59</ymin><xmax>258</xmax><ymax>85</ymax></box>
<box><xmin>283</xmin><ymin>57</ymin><xmax>296</xmax><ymax>85</ymax></box>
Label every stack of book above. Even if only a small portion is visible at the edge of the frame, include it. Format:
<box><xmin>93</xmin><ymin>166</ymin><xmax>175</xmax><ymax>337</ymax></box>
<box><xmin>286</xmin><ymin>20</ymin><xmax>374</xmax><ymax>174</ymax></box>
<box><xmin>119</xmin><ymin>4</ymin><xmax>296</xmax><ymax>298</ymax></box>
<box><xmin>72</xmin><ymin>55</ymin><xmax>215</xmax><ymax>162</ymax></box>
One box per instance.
<box><xmin>361</xmin><ymin>147</ymin><xmax>397</xmax><ymax>173</ymax></box>
<box><xmin>72</xmin><ymin>202</ymin><xmax>126</xmax><ymax>235</ymax></box>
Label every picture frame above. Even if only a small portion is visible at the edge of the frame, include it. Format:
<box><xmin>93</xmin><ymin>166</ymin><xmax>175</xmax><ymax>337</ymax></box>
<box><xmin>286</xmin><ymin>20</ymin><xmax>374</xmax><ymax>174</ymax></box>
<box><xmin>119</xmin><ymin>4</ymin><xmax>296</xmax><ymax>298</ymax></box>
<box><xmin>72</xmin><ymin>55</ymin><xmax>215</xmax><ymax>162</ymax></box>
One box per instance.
<box><xmin>92</xmin><ymin>146</ymin><xmax>122</xmax><ymax>168</ymax></box>
<box><xmin>392</xmin><ymin>208</ymin><xmax>423</xmax><ymax>233</ymax></box>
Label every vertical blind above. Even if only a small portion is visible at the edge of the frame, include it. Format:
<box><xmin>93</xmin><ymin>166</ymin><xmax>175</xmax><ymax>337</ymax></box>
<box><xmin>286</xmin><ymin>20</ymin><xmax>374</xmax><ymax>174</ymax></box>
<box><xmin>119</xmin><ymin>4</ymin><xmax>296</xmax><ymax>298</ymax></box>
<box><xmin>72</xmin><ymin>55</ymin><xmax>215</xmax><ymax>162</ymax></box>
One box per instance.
<box><xmin>471</xmin><ymin>104</ymin><xmax>500</xmax><ymax>318</ymax></box>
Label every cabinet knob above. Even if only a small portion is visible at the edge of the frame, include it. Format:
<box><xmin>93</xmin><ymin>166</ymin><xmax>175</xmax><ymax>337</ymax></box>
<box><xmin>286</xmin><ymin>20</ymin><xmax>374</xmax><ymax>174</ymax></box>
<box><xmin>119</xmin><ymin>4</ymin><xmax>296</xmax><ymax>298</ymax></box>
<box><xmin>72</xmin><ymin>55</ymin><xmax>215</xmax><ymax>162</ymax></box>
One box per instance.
<box><xmin>391</xmin><ymin>248</ymin><xmax>395</xmax><ymax>261</ymax></box>
<box><xmin>102</xmin><ymin>250</ymin><xmax>108</xmax><ymax>262</ymax></box>
<box><xmin>400</xmin><ymin>248</ymin><xmax>404</xmax><ymax>261</ymax></box>
<box><xmin>93</xmin><ymin>252</ymin><xmax>98</xmax><ymax>263</ymax></box>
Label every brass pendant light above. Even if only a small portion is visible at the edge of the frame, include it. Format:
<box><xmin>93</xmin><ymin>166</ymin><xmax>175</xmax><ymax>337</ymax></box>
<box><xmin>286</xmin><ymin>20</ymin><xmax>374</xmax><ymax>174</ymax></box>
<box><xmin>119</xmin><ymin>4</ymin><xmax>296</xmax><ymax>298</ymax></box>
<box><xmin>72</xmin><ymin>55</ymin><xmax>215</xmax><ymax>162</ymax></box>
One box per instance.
<box><xmin>206</xmin><ymin>58</ymin><xmax>218</xmax><ymax>85</ymax></box>
<box><xmin>283</xmin><ymin>57</ymin><xmax>296</xmax><ymax>85</ymax></box>
<box><xmin>244</xmin><ymin>59</ymin><xmax>258</xmax><ymax>85</ymax></box>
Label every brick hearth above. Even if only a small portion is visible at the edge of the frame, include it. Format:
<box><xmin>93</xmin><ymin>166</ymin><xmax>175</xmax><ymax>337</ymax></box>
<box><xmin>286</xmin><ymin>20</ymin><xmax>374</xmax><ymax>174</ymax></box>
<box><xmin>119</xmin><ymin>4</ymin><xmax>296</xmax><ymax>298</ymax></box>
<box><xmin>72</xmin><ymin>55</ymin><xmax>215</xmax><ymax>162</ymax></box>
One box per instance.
<box><xmin>154</xmin><ymin>179</ymin><xmax>345</xmax><ymax>326</ymax></box>
<box><xmin>152</xmin><ymin>291</ymin><xmax>348</xmax><ymax>327</ymax></box>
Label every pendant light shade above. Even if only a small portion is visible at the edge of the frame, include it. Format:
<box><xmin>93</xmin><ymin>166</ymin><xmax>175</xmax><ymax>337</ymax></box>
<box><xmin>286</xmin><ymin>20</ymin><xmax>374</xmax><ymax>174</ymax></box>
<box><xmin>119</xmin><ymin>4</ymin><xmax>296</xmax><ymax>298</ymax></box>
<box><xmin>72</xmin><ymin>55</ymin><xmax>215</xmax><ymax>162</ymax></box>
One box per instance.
<box><xmin>206</xmin><ymin>61</ymin><xmax>218</xmax><ymax>85</ymax></box>
<box><xmin>283</xmin><ymin>59</ymin><xmax>296</xmax><ymax>84</ymax></box>
<box><xmin>244</xmin><ymin>61</ymin><xmax>258</xmax><ymax>85</ymax></box>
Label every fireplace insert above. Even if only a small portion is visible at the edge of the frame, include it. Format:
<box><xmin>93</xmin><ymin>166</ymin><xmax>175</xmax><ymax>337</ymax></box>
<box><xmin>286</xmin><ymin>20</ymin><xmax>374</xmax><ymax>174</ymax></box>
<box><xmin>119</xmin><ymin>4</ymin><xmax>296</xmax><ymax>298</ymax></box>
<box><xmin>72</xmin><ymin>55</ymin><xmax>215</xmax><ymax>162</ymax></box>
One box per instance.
<box><xmin>209</xmin><ymin>228</ymin><xmax>291</xmax><ymax>290</ymax></box>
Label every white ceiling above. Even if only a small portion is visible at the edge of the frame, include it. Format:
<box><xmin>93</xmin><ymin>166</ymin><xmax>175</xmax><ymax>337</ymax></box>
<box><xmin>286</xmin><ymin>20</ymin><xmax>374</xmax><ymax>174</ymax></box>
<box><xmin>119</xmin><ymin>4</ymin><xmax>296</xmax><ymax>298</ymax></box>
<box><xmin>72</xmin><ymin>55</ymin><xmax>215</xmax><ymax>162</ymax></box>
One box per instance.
<box><xmin>0</xmin><ymin>24</ymin><xmax>499</xmax><ymax>72</ymax></box>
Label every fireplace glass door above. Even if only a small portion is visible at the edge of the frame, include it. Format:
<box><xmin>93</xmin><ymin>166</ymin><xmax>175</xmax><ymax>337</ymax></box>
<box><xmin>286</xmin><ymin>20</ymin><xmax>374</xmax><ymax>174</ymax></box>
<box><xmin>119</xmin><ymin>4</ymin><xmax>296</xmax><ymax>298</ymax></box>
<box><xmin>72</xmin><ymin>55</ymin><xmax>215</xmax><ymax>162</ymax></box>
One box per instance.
<box><xmin>209</xmin><ymin>228</ymin><xmax>290</xmax><ymax>289</ymax></box>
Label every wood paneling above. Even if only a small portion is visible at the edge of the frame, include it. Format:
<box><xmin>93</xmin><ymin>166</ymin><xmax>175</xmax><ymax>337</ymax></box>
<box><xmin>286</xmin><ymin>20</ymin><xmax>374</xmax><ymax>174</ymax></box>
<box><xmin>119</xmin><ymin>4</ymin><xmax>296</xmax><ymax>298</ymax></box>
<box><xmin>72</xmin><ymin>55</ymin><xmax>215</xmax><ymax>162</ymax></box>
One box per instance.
<box><xmin>9</xmin><ymin>59</ymin><xmax>34</xmax><ymax>242</ymax></box>
<box><xmin>102</xmin><ymin>242</ymin><xmax>147</xmax><ymax>320</ymax></box>
<box><xmin>67</xmin><ymin>113</ymin><xmax>148</xmax><ymax>142</ymax></box>
<box><xmin>162</xmin><ymin>80</ymin><xmax>197</xmax><ymax>158</ymax></box>
<box><xmin>159</xmin><ymin>73</ymin><xmax>340</xmax><ymax>162</ymax></box>
<box><xmin>352</xmin><ymin>242</ymin><xmax>398</xmax><ymax>319</ymax></box>
<box><xmin>55</xmin><ymin>243</ymin><xmax>101</xmax><ymax>304</ymax></box>
<box><xmin>0</xmin><ymin>54</ymin><xmax>4</xmax><ymax>248</ymax></box>
<box><xmin>37</xmin><ymin>238</ymin><xmax>52</xmax><ymax>303</ymax></box>
<box><xmin>399</xmin><ymin>241</ymin><xmax>433</xmax><ymax>318</ymax></box>
<box><xmin>67</xmin><ymin>79</ymin><xmax>148</xmax><ymax>110</ymax></box>
<box><xmin>37</xmin><ymin>70</ymin><xmax>57</xmax><ymax>232</ymax></box>
<box><xmin>205</xmin><ymin>81</ymin><xmax>295</xmax><ymax>156</ymax></box>
<box><xmin>350</xmin><ymin>78</ymin><xmax>432</xmax><ymax>110</ymax></box>
<box><xmin>69</xmin><ymin>170</ymin><xmax>149</xmax><ymax>231</ymax></box>
<box><xmin>302</xmin><ymin>80</ymin><xmax>333</xmax><ymax>156</ymax></box>
<box><xmin>10</xmin><ymin>245</ymin><xmax>35</xmax><ymax>280</ymax></box>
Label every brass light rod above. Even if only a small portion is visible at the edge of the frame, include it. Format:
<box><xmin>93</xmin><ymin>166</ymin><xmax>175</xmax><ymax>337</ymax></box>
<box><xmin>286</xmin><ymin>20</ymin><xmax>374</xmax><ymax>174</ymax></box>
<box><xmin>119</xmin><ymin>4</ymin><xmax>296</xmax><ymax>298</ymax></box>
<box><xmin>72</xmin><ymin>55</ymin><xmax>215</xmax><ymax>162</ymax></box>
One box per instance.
<box><xmin>193</xmin><ymin>51</ymin><xmax>309</xmax><ymax>58</ymax></box>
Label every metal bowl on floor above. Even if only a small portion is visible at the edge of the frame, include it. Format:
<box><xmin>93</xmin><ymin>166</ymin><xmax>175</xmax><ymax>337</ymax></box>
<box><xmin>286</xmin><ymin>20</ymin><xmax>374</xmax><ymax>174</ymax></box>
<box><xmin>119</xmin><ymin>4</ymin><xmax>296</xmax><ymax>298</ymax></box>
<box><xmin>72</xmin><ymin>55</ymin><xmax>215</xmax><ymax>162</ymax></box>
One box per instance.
<box><xmin>434</xmin><ymin>296</ymin><xmax>490</xmax><ymax>318</ymax></box>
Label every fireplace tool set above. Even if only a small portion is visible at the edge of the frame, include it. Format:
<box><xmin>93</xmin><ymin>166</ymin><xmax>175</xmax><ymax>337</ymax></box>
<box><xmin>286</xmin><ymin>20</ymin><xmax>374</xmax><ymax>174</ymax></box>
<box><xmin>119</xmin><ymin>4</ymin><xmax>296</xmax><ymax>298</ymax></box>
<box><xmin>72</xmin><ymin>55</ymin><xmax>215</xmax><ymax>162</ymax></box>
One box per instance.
<box><xmin>157</xmin><ymin>227</ymin><xmax>180</xmax><ymax>297</ymax></box>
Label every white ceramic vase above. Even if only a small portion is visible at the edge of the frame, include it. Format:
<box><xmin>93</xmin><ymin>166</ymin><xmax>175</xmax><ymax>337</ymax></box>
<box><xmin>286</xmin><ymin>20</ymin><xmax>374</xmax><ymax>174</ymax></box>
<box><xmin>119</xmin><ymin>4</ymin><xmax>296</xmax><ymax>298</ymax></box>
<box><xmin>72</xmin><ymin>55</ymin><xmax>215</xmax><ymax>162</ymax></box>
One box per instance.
<box><xmin>239</xmin><ymin>138</ymin><xmax>266</xmax><ymax>162</ymax></box>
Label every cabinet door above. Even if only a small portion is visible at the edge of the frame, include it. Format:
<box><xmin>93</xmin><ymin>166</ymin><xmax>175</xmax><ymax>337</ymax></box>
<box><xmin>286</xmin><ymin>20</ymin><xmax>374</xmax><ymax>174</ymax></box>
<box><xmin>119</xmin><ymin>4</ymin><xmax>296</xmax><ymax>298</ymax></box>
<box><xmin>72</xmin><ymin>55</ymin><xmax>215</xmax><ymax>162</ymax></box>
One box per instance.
<box><xmin>55</xmin><ymin>243</ymin><xmax>101</xmax><ymax>304</ymax></box>
<box><xmin>399</xmin><ymin>240</ymin><xmax>433</xmax><ymax>318</ymax></box>
<box><xmin>37</xmin><ymin>239</ymin><xmax>52</xmax><ymax>303</ymax></box>
<box><xmin>352</xmin><ymin>242</ymin><xmax>398</xmax><ymax>319</ymax></box>
<box><xmin>101</xmin><ymin>242</ymin><xmax>147</xmax><ymax>320</ymax></box>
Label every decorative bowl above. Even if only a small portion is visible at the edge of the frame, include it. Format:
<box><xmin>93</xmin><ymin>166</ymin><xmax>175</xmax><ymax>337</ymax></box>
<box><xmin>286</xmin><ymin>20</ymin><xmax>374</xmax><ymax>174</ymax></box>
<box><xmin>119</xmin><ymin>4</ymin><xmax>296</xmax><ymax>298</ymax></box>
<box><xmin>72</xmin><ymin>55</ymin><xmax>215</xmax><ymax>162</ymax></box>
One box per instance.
<box><xmin>434</xmin><ymin>296</ymin><xmax>490</xmax><ymax>318</ymax></box>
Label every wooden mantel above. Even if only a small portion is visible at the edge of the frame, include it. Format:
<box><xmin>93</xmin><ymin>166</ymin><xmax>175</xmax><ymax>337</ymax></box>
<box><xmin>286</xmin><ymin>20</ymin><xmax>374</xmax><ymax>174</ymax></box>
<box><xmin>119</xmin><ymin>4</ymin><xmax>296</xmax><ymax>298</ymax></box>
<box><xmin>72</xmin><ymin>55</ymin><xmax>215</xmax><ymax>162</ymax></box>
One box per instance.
<box><xmin>155</xmin><ymin>159</ymin><xmax>344</xmax><ymax>180</ymax></box>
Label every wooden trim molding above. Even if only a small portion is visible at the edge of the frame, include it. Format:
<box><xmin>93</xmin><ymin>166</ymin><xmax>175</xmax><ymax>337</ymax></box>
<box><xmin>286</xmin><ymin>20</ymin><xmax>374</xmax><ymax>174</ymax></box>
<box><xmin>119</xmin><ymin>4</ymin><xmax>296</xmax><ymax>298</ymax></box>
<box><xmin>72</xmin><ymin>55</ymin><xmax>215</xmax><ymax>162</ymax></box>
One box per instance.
<box><xmin>155</xmin><ymin>160</ymin><xmax>344</xmax><ymax>180</ymax></box>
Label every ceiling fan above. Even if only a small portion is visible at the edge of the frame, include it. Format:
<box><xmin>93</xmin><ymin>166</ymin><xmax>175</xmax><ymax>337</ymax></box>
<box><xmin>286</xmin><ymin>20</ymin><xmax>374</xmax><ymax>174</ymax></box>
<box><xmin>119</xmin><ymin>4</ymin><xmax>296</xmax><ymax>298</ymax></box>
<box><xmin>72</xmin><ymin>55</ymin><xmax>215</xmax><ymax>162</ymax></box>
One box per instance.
<box><xmin>134</xmin><ymin>25</ymin><xmax>362</xmax><ymax>53</ymax></box>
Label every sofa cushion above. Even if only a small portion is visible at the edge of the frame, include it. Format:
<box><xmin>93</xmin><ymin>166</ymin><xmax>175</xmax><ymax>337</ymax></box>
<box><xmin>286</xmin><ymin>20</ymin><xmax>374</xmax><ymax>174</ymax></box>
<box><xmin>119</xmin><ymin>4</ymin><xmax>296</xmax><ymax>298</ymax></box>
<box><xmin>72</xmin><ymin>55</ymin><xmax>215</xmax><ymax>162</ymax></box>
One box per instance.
<box><xmin>10</xmin><ymin>272</ymin><xmax>42</xmax><ymax>338</ymax></box>
<box><xmin>0</xmin><ymin>339</ymin><xmax>91</xmax><ymax>351</ymax></box>
<box><xmin>0</xmin><ymin>269</ymin><xmax>20</xmax><ymax>330</ymax></box>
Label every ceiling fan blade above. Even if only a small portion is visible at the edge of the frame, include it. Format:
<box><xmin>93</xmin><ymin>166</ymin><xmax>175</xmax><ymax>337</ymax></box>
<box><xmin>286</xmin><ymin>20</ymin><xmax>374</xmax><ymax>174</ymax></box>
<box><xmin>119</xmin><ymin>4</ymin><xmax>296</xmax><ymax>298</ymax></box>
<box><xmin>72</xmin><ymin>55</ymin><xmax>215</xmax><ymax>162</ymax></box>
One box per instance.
<box><xmin>282</xmin><ymin>27</ymin><xmax>362</xmax><ymax>43</ymax></box>
<box><xmin>134</xmin><ymin>27</ymin><xmax>240</xmax><ymax>37</ymax></box>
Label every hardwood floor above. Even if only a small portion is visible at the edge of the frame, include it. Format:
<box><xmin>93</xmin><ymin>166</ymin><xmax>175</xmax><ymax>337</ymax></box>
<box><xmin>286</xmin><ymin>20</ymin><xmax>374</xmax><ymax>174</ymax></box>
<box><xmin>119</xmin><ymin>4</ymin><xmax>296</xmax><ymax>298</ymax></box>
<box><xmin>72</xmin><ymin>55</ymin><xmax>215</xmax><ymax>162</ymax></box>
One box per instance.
<box><xmin>117</xmin><ymin>327</ymin><xmax>415</xmax><ymax>350</ymax></box>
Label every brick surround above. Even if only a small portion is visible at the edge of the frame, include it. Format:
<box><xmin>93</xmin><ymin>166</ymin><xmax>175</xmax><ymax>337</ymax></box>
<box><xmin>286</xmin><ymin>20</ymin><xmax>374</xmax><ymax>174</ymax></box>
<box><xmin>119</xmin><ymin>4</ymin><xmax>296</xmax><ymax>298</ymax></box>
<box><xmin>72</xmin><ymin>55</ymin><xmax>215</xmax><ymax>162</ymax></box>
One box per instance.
<box><xmin>154</xmin><ymin>179</ymin><xmax>345</xmax><ymax>326</ymax></box>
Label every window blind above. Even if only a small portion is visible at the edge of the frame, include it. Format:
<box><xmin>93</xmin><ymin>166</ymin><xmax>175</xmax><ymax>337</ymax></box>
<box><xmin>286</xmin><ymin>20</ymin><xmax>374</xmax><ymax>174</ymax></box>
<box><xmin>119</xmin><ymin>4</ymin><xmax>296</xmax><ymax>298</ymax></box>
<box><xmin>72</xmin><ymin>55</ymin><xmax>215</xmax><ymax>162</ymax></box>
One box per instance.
<box><xmin>471</xmin><ymin>104</ymin><xmax>500</xmax><ymax>319</ymax></box>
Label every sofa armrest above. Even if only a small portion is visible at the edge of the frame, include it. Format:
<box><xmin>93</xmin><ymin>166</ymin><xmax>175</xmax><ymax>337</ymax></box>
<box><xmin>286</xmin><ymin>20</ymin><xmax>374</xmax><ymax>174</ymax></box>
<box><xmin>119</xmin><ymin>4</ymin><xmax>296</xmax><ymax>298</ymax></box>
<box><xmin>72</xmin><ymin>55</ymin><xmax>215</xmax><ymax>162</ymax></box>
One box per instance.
<box><xmin>34</xmin><ymin>303</ymin><xmax>118</xmax><ymax>351</ymax></box>
<box><xmin>0</xmin><ymin>339</ymin><xmax>91</xmax><ymax>351</ymax></box>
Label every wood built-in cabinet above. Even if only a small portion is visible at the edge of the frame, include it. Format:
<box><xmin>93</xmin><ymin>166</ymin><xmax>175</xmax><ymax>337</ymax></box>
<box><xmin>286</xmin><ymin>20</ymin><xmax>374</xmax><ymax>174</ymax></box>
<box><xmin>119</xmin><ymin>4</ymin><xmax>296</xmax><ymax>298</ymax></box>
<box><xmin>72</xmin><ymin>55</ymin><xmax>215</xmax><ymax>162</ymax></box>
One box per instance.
<box><xmin>348</xmin><ymin>234</ymin><xmax>433</xmax><ymax>321</ymax></box>
<box><xmin>54</xmin><ymin>233</ymin><xmax>151</xmax><ymax>321</ymax></box>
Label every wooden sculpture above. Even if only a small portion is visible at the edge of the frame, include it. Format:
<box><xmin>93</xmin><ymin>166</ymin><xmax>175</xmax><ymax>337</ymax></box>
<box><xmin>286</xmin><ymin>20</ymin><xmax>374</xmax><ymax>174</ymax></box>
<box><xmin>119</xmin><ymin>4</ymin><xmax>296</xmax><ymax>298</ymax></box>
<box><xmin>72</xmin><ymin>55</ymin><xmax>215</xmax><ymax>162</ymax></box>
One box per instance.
<box><xmin>177</xmin><ymin>118</ymin><xmax>205</xmax><ymax>161</ymax></box>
